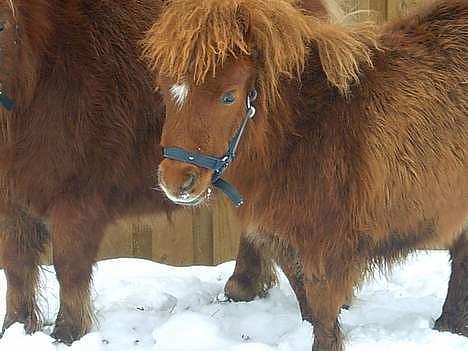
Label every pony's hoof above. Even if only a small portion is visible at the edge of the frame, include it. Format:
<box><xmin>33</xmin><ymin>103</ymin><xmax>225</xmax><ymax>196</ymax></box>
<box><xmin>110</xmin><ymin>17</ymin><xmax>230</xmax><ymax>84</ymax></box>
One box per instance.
<box><xmin>312</xmin><ymin>338</ymin><xmax>343</xmax><ymax>351</ymax></box>
<box><xmin>433</xmin><ymin>313</ymin><xmax>468</xmax><ymax>336</ymax></box>
<box><xmin>50</xmin><ymin>323</ymin><xmax>83</xmax><ymax>345</ymax></box>
<box><xmin>224</xmin><ymin>274</ymin><xmax>267</xmax><ymax>302</ymax></box>
<box><xmin>2</xmin><ymin>312</ymin><xmax>41</xmax><ymax>337</ymax></box>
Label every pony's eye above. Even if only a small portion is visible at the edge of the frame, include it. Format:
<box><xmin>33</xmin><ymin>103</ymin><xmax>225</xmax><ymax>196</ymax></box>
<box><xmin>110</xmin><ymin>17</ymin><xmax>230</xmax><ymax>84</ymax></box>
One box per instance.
<box><xmin>222</xmin><ymin>92</ymin><xmax>236</xmax><ymax>105</ymax></box>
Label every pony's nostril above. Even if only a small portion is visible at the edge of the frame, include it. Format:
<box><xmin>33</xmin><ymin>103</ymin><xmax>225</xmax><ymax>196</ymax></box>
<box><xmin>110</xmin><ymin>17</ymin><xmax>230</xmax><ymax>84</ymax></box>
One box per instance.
<box><xmin>181</xmin><ymin>171</ymin><xmax>198</xmax><ymax>193</ymax></box>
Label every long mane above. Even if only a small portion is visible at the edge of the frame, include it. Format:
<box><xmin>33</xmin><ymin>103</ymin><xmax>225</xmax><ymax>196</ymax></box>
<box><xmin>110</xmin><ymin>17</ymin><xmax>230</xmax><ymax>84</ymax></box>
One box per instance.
<box><xmin>142</xmin><ymin>0</ymin><xmax>377</xmax><ymax>127</ymax></box>
<box><xmin>144</xmin><ymin>0</ymin><xmax>312</xmax><ymax>105</ymax></box>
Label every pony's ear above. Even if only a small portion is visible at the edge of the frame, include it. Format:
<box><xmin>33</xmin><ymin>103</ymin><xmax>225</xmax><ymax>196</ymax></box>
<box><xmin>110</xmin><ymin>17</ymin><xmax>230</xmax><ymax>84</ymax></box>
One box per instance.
<box><xmin>236</xmin><ymin>6</ymin><xmax>251</xmax><ymax>36</ymax></box>
<box><xmin>237</xmin><ymin>7</ymin><xmax>261</xmax><ymax>60</ymax></box>
<box><xmin>310</xmin><ymin>21</ymin><xmax>377</xmax><ymax>95</ymax></box>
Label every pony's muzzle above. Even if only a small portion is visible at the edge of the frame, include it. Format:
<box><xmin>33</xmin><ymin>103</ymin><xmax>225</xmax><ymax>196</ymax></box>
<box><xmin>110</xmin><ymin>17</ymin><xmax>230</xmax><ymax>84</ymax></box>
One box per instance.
<box><xmin>158</xmin><ymin>159</ymin><xmax>212</xmax><ymax>205</ymax></box>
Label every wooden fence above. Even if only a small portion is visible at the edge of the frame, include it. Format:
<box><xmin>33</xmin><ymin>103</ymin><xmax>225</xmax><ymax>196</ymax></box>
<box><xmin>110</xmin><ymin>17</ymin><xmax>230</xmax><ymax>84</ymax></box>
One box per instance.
<box><xmin>32</xmin><ymin>197</ymin><xmax>243</xmax><ymax>267</ymax></box>
<box><xmin>3</xmin><ymin>0</ymin><xmax>433</xmax><ymax>268</ymax></box>
<box><xmin>97</xmin><ymin>198</ymin><xmax>243</xmax><ymax>266</ymax></box>
<box><xmin>339</xmin><ymin>0</ymin><xmax>428</xmax><ymax>22</ymax></box>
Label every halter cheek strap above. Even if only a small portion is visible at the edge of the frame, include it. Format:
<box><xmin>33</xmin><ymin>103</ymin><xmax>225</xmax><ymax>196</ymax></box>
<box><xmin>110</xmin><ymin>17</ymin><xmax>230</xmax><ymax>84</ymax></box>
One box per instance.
<box><xmin>163</xmin><ymin>89</ymin><xmax>257</xmax><ymax>207</ymax></box>
<box><xmin>0</xmin><ymin>83</ymin><xmax>15</xmax><ymax>111</ymax></box>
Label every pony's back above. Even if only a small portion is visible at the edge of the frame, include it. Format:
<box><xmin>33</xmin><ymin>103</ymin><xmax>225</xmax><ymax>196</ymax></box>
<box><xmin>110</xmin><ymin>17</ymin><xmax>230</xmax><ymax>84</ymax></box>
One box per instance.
<box><xmin>335</xmin><ymin>0</ymin><xmax>468</xmax><ymax>245</ymax></box>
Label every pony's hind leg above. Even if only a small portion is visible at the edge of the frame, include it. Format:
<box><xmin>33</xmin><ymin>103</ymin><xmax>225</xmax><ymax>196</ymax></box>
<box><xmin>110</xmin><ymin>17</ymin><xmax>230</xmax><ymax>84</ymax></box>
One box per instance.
<box><xmin>48</xmin><ymin>199</ymin><xmax>108</xmax><ymax>344</ymax></box>
<box><xmin>434</xmin><ymin>231</ymin><xmax>468</xmax><ymax>336</ymax></box>
<box><xmin>0</xmin><ymin>208</ymin><xmax>48</xmax><ymax>335</ymax></box>
<box><xmin>224</xmin><ymin>233</ymin><xmax>277</xmax><ymax>301</ymax></box>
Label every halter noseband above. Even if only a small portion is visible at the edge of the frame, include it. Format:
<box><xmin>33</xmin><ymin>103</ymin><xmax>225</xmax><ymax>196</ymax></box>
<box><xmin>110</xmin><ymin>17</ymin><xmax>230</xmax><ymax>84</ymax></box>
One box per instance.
<box><xmin>163</xmin><ymin>89</ymin><xmax>257</xmax><ymax>207</ymax></box>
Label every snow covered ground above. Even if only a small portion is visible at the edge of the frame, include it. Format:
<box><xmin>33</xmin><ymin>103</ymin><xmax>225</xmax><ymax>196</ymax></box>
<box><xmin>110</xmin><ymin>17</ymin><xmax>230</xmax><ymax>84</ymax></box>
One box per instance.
<box><xmin>0</xmin><ymin>250</ymin><xmax>466</xmax><ymax>351</ymax></box>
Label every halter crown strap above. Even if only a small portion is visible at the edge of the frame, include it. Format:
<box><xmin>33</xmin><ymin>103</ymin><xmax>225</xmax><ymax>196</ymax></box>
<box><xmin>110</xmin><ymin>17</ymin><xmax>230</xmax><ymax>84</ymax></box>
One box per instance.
<box><xmin>163</xmin><ymin>89</ymin><xmax>257</xmax><ymax>207</ymax></box>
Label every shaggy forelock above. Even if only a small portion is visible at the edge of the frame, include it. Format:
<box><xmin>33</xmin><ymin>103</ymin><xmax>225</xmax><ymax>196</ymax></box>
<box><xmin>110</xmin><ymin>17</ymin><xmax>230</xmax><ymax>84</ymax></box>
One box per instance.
<box><xmin>142</xmin><ymin>0</ymin><xmax>316</xmax><ymax>110</ymax></box>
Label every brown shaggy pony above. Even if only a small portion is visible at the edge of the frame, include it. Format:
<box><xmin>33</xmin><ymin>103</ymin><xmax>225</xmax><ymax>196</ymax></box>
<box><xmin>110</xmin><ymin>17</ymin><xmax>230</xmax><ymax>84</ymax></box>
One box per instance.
<box><xmin>0</xmin><ymin>0</ymin><xmax>336</xmax><ymax>344</ymax></box>
<box><xmin>143</xmin><ymin>0</ymin><xmax>468</xmax><ymax>350</ymax></box>
<box><xmin>0</xmin><ymin>0</ymin><xmax>179</xmax><ymax>344</ymax></box>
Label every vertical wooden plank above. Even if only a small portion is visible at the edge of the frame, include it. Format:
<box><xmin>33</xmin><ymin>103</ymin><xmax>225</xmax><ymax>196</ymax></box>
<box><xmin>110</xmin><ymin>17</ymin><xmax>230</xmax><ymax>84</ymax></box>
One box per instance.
<box><xmin>98</xmin><ymin>210</ymin><xmax>195</xmax><ymax>266</ymax></box>
<box><xmin>212</xmin><ymin>197</ymin><xmax>242</xmax><ymax>264</ymax></box>
<box><xmin>192</xmin><ymin>207</ymin><xmax>214</xmax><ymax>265</ymax></box>
<box><xmin>151</xmin><ymin>209</ymin><xmax>195</xmax><ymax>266</ymax></box>
<box><xmin>132</xmin><ymin>221</ymin><xmax>153</xmax><ymax>259</ymax></box>
<box><xmin>339</xmin><ymin>0</ymin><xmax>387</xmax><ymax>23</ymax></box>
<box><xmin>368</xmin><ymin>0</ymin><xmax>388</xmax><ymax>22</ymax></box>
<box><xmin>42</xmin><ymin>240</ymin><xmax>54</xmax><ymax>265</ymax></box>
<box><xmin>98</xmin><ymin>220</ymin><xmax>133</xmax><ymax>260</ymax></box>
<box><xmin>387</xmin><ymin>0</ymin><xmax>427</xmax><ymax>20</ymax></box>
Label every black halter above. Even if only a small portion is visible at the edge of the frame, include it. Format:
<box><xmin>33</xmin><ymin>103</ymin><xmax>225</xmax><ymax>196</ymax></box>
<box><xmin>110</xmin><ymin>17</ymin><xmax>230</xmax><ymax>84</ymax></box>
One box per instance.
<box><xmin>163</xmin><ymin>89</ymin><xmax>257</xmax><ymax>207</ymax></box>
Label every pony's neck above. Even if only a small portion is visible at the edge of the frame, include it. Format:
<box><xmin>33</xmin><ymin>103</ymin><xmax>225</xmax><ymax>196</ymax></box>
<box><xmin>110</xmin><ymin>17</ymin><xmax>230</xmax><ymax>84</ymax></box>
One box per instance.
<box><xmin>236</xmin><ymin>53</ymin><xmax>338</xmax><ymax>166</ymax></box>
<box><xmin>245</xmin><ymin>19</ymin><xmax>377</xmax><ymax>165</ymax></box>
<box><xmin>229</xmin><ymin>25</ymin><xmax>376</xmax><ymax>209</ymax></box>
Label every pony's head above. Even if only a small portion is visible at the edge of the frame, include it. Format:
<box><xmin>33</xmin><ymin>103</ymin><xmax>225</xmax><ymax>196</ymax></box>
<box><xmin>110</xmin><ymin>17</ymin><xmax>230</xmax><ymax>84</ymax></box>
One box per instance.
<box><xmin>143</xmin><ymin>0</ymin><xmax>375</xmax><ymax>205</ymax></box>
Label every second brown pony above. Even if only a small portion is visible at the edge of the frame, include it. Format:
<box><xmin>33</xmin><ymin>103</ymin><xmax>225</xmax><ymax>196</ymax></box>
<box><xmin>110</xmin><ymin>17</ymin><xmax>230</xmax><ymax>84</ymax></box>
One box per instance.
<box><xmin>0</xmin><ymin>0</ymin><xmax>176</xmax><ymax>344</ymax></box>
<box><xmin>144</xmin><ymin>0</ymin><xmax>468</xmax><ymax>350</ymax></box>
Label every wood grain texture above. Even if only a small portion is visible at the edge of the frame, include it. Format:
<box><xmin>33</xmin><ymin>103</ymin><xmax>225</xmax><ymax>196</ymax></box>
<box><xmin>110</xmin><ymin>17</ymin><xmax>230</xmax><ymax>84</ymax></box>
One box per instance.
<box><xmin>212</xmin><ymin>197</ymin><xmax>242</xmax><ymax>264</ymax></box>
<box><xmin>387</xmin><ymin>0</ymin><xmax>429</xmax><ymax>19</ymax></box>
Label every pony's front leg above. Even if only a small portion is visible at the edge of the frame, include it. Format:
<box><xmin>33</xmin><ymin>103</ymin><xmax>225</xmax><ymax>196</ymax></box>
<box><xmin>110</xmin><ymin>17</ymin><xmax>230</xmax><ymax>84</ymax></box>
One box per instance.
<box><xmin>434</xmin><ymin>231</ymin><xmax>468</xmax><ymax>336</ymax></box>
<box><xmin>0</xmin><ymin>208</ymin><xmax>48</xmax><ymax>335</ymax></box>
<box><xmin>224</xmin><ymin>233</ymin><xmax>277</xmax><ymax>301</ymax></box>
<box><xmin>48</xmin><ymin>199</ymin><xmax>108</xmax><ymax>344</ymax></box>
<box><xmin>304</xmin><ymin>257</ymin><xmax>362</xmax><ymax>351</ymax></box>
